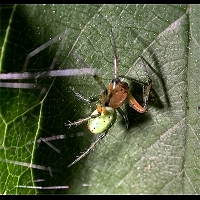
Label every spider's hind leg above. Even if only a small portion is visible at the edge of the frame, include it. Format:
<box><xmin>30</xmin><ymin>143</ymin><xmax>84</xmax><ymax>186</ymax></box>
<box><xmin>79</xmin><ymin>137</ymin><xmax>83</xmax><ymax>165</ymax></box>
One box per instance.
<box><xmin>139</xmin><ymin>56</ymin><xmax>152</xmax><ymax>111</ymax></box>
<box><xmin>67</xmin><ymin>131</ymin><xmax>107</xmax><ymax>167</ymax></box>
<box><xmin>126</xmin><ymin>56</ymin><xmax>152</xmax><ymax>113</ymax></box>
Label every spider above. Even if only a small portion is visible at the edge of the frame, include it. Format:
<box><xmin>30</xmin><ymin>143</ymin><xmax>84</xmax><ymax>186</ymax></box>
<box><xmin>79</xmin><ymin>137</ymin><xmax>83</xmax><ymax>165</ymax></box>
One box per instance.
<box><xmin>65</xmin><ymin>30</ymin><xmax>152</xmax><ymax>167</ymax></box>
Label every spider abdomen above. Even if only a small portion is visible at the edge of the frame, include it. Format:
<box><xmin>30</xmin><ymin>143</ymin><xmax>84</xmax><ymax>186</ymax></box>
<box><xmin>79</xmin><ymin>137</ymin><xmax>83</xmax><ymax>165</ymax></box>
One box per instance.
<box><xmin>88</xmin><ymin>107</ymin><xmax>117</xmax><ymax>134</ymax></box>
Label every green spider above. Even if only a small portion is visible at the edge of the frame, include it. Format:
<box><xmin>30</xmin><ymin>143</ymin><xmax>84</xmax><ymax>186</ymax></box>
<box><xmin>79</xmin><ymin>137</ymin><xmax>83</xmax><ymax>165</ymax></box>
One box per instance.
<box><xmin>66</xmin><ymin>30</ymin><xmax>152</xmax><ymax>167</ymax></box>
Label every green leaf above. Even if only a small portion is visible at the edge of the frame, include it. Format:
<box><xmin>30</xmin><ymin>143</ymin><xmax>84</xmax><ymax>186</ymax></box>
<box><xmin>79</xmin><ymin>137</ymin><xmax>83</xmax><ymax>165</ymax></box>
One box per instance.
<box><xmin>0</xmin><ymin>4</ymin><xmax>199</xmax><ymax>194</ymax></box>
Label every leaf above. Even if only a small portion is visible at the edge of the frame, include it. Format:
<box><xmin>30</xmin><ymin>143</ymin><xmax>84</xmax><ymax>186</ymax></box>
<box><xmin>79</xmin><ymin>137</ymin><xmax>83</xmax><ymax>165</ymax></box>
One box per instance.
<box><xmin>0</xmin><ymin>4</ymin><xmax>199</xmax><ymax>194</ymax></box>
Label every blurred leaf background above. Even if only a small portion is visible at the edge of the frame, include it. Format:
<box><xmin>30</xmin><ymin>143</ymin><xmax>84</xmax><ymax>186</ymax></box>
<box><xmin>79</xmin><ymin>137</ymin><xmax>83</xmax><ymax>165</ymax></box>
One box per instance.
<box><xmin>0</xmin><ymin>4</ymin><xmax>200</xmax><ymax>194</ymax></box>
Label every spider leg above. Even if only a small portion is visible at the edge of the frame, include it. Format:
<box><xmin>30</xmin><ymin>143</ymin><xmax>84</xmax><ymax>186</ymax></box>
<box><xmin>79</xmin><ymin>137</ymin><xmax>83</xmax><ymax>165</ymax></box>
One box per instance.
<box><xmin>72</xmin><ymin>50</ymin><xmax>107</xmax><ymax>93</ymax></box>
<box><xmin>142</xmin><ymin>79</ymin><xmax>152</xmax><ymax>110</ymax></box>
<box><xmin>93</xmin><ymin>74</ymin><xmax>107</xmax><ymax>93</ymax></box>
<box><xmin>128</xmin><ymin>56</ymin><xmax>152</xmax><ymax>113</ymax></box>
<box><xmin>110</xmin><ymin>29</ymin><xmax>119</xmax><ymax>80</ymax></box>
<box><xmin>24</xmin><ymin>135</ymin><xmax>66</xmax><ymax>155</ymax></box>
<box><xmin>66</xmin><ymin>85</ymin><xmax>103</xmax><ymax>128</ymax></box>
<box><xmin>65</xmin><ymin>113</ymin><xmax>100</xmax><ymax>128</ymax></box>
<box><xmin>127</xmin><ymin>81</ymin><xmax>152</xmax><ymax>113</ymax></box>
<box><xmin>127</xmin><ymin>92</ymin><xmax>147</xmax><ymax>113</ymax></box>
<box><xmin>139</xmin><ymin>56</ymin><xmax>152</xmax><ymax>82</ymax></box>
<box><xmin>117</xmin><ymin>107</ymin><xmax>129</xmax><ymax>129</ymax></box>
<box><xmin>67</xmin><ymin>131</ymin><xmax>107</xmax><ymax>167</ymax></box>
<box><xmin>139</xmin><ymin>56</ymin><xmax>152</xmax><ymax>110</ymax></box>
<box><xmin>23</xmin><ymin>29</ymin><xmax>69</xmax><ymax>71</ymax></box>
<box><xmin>68</xmin><ymin>85</ymin><xmax>99</xmax><ymax>103</ymax></box>
<box><xmin>37</xmin><ymin>136</ymin><xmax>66</xmax><ymax>154</ymax></box>
<box><xmin>0</xmin><ymin>158</ymin><xmax>53</xmax><ymax>177</ymax></box>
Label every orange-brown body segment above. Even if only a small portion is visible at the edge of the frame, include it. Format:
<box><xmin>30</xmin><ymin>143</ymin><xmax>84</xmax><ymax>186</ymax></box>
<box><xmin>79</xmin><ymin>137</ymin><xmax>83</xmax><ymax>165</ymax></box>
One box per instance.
<box><xmin>100</xmin><ymin>80</ymin><xmax>148</xmax><ymax>113</ymax></box>
<box><xmin>107</xmin><ymin>81</ymin><xmax>128</xmax><ymax>109</ymax></box>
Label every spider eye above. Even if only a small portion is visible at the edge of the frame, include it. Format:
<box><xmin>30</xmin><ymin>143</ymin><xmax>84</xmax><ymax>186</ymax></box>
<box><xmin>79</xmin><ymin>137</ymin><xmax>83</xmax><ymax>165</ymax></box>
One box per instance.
<box><xmin>111</xmin><ymin>78</ymin><xmax>120</xmax><ymax>84</ymax></box>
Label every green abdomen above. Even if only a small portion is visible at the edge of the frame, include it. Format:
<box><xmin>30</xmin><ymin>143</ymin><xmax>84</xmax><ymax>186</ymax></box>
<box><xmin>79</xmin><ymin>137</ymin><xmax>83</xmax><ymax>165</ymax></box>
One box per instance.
<box><xmin>88</xmin><ymin>107</ymin><xmax>117</xmax><ymax>134</ymax></box>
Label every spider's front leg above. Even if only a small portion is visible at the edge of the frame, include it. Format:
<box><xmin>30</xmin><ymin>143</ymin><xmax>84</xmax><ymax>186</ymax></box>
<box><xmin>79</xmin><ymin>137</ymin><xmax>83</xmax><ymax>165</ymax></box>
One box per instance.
<box><xmin>68</xmin><ymin>85</ymin><xmax>100</xmax><ymax>104</ymax></box>
<box><xmin>65</xmin><ymin>78</ymin><xmax>108</xmax><ymax>129</ymax></box>
<box><xmin>65</xmin><ymin>86</ymin><xmax>102</xmax><ymax>128</ymax></box>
